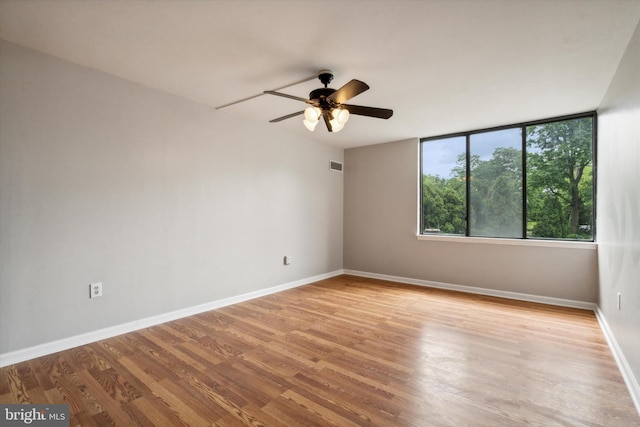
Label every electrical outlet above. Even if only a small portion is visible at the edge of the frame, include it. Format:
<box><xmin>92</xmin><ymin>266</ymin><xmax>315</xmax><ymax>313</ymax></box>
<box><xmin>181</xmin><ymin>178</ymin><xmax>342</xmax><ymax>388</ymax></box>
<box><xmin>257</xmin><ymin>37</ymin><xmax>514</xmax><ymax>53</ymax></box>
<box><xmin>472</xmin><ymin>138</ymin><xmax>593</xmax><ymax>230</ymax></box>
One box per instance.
<box><xmin>90</xmin><ymin>282</ymin><xmax>103</xmax><ymax>299</ymax></box>
<box><xmin>283</xmin><ymin>255</ymin><xmax>291</xmax><ymax>265</ymax></box>
<box><xmin>617</xmin><ymin>292</ymin><xmax>621</xmax><ymax>310</ymax></box>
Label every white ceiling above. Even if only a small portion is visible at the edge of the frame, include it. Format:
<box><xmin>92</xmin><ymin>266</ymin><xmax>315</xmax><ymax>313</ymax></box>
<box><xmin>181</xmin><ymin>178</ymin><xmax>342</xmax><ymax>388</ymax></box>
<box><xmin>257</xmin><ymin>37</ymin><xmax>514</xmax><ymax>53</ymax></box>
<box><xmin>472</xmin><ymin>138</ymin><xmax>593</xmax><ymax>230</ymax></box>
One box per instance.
<box><xmin>1</xmin><ymin>0</ymin><xmax>639</xmax><ymax>149</ymax></box>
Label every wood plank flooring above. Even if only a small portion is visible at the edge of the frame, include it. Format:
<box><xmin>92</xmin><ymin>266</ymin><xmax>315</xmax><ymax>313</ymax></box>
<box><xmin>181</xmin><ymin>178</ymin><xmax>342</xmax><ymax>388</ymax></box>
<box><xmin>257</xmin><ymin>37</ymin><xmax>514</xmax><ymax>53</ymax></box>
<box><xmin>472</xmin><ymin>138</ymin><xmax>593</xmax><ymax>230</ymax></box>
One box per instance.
<box><xmin>1</xmin><ymin>275</ymin><xmax>638</xmax><ymax>426</ymax></box>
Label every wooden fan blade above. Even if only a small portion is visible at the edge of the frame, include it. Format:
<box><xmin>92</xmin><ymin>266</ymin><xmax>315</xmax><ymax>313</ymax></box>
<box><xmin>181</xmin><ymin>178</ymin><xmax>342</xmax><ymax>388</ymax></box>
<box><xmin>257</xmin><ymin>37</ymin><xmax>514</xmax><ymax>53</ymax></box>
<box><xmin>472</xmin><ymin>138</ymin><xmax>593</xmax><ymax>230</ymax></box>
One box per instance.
<box><xmin>328</xmin><ymin>79</ymin><xmax>369</xmax><ymax>104</ymax></box>
<box><xmin>342</xmin><ymin>104</ymin><xmax>393</xmax><ymax>119</ymax></box>
<box><xmin>264</xmin><ymin>91</ymin><xmax>312</xmax><ymax>103</ymax></box>
<box><xmin>322</xmin><ymin>111</ymin><xmax>333</xmax><ymax>132</ymax></box>
<box><xmin>215</xmin><ymin>74</ymin><xmax>318</xmax><ymax>110</ymax></box>
<box><xmin>269</xmin><ymin>111</ymin><xmax>304</xmax><ymax>123</ymax></box>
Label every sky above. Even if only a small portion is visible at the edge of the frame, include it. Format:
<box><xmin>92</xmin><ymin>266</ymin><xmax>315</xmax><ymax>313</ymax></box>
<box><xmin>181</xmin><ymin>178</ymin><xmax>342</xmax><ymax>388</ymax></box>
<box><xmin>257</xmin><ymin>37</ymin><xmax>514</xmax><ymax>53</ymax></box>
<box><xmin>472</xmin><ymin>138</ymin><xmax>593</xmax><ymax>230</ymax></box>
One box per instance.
<box><xmin>422</xmin><ymin>128</ymin><xmax>522</xmax><ymax>178</ymax></box>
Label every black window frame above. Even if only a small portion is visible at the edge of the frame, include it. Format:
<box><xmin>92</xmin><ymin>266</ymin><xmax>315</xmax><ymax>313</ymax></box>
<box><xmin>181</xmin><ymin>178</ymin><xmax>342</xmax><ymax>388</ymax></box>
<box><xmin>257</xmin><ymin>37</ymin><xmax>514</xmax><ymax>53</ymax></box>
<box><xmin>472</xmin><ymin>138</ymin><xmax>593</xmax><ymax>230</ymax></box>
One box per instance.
<box><xmin>419</xmin><ymin>111</ymin><xmax>597</xmax><ymax>241</ymax></box>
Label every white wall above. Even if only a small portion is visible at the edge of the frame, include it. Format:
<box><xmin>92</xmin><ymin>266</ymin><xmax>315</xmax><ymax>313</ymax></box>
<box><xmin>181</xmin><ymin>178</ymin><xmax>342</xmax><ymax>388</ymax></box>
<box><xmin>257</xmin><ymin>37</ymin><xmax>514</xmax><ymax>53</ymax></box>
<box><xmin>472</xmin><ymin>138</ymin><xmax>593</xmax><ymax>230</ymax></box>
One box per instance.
<box><xmin>0</xmin><ymin>41</ymin><xmax>343</xmax><ymax>355</ymax></box>
<box><xmin>344</xmin><ymin>139</ymin><xmax>598</xmax><ymax>303</ymax></box>
<box><xmin>597</xmin><ymin>20</ymin><xmax>640</xmax><ymax>405</ymax></box>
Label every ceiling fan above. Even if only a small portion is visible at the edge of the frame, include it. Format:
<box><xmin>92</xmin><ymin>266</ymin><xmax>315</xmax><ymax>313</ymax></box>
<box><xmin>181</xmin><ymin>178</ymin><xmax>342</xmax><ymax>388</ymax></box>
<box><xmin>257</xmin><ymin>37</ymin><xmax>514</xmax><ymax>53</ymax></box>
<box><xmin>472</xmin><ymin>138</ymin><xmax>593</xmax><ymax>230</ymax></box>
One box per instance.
<box><xmin>265</xmin><ymin>70</ymin><xmax>393</xmax><ymax>132</ymax></box>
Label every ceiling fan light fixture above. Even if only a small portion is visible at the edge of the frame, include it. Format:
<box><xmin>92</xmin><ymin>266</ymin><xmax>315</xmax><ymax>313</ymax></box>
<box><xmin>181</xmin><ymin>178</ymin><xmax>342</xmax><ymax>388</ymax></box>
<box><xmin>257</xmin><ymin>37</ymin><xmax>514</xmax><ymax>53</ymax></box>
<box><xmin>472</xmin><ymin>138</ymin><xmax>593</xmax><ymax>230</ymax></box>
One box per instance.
<box><xmin>303</xmin><ymin>106</ymin><xmax>322</xmax><ymax>131</ymax></box>
<box><xmin>303</xmin><ymin>118</ymin><xmax>319</xmax><ymax>132</ymax></box>
<box><xmin>304</xmin><ymin>106</ymin><xmax>321</xmax><ymax>122</ymax></box>
<box><xmin>329</xmin><ymin>107</ymin><xmax>349</xmax><ymax>132</ymax></box>
<box><xmin>333</xmin><ymin>108</ymin><xmax>349</xmax><ymax>125</ymax></box>
<box><xmin>330</xmin><ymin>121</ymin><xmax>344</xmax><ymax>132</ymax></box>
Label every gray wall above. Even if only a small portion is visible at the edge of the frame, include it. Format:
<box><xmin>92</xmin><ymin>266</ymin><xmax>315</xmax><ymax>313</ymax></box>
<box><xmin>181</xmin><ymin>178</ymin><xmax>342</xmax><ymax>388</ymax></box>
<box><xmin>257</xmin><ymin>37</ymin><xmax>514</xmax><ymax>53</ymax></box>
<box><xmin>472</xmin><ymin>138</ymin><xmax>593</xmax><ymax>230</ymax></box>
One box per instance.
<box><xmin>344</xmin><ymin>139</ymin><xmax>598</xmax><ymax>303</ymax></box>
<box><xmin>0</xmin><ymin>41</ymin><xmax>343</xmax><ymax>354</ymax></box>
<box><xmin>597</xmin><ymin>20</ymin><xmax>640</xmax><ymax>396</ymax></box>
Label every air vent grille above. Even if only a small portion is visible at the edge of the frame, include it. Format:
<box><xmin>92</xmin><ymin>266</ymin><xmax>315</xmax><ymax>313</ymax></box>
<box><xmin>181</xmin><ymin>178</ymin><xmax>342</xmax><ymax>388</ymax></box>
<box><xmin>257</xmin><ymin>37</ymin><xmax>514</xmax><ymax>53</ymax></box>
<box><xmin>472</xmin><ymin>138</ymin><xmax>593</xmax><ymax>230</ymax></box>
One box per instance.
<box><xmin>329</xmin><ymin>160</ymin><xmax>343</xmax><ymax>173</ymax></box>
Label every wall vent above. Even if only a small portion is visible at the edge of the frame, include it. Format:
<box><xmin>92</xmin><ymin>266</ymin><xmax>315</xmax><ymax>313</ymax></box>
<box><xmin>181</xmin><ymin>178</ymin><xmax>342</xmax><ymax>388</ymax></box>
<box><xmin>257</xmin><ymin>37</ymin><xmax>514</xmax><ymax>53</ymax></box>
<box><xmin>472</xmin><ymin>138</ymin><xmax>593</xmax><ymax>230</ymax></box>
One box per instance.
<box><xmin>329</xmin><ymin>160</ymin><xmax>343</xmax><ymax>173</ymax></box>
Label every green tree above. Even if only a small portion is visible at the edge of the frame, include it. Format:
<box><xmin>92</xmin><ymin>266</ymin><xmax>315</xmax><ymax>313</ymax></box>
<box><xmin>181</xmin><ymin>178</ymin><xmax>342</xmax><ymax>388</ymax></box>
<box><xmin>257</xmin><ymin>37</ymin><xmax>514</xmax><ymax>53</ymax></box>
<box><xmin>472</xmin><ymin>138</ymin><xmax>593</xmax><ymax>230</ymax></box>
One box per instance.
<box><xmin>422</xmin><ymin>175</ymin><xmax>465</xmax><ymax>234</ymax></box>
<box><xmin>460</xmin><ymin>147</ymin><xmax>522</xmax><ymax>237</ymax></box>
<box><xmin>526</xmin><ymin>118</ymin><xmax>593</xmax><ymax>238</ymax></box>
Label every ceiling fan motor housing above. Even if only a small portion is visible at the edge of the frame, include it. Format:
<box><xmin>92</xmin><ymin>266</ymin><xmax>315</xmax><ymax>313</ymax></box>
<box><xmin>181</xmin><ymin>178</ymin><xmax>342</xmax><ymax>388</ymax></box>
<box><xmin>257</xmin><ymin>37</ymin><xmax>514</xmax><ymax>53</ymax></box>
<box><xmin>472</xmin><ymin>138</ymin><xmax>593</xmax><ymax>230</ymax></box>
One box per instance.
<box><xmin>309</xmin><ymin>87</ymin><xmax>337</xmax><ymax>109</ymax></box>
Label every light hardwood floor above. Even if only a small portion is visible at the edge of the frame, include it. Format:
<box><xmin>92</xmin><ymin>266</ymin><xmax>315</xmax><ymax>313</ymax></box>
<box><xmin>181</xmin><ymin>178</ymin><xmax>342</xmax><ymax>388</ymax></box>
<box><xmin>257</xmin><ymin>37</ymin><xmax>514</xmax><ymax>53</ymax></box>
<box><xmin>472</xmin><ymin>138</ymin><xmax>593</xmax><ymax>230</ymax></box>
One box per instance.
<box><xmin>1</xmin><ymin>275</ymin><xmax>638</xmax><ymax>426</ymax></box>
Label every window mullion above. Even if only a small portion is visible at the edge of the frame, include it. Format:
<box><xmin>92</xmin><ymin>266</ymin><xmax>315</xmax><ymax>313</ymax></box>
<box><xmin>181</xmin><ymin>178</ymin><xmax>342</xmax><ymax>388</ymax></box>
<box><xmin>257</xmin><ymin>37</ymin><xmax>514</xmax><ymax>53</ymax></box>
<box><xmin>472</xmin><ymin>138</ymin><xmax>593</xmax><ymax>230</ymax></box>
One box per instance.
<box><xmin>465</xmin><ymin>134</ymin><xmax>470</xmax><ymax>237</ymax></box>
<box><xmin>522</xmin><ymin>126</ymin><xmax>527</xmax><ymax>239</ymax></box>
<box><xmin>419</xmin><ymin>142</ymin><xmax>424</xmax><ymax>234</ymax></box>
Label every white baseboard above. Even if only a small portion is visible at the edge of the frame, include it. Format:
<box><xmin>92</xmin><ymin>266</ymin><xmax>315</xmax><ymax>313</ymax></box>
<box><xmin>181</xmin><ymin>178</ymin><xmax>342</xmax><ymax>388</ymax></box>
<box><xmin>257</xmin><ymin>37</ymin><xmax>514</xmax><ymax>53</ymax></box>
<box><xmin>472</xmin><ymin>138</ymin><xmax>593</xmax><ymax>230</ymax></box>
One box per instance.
<box><xmin>595</xmin><ymin>308</ymin><xmax>640</xmax><ymax>415</ymax></box>
<box><xmin>0</xmin><ymin>270</ymin><xmax>343</xmax><ymax>367</ymax></box>
<box><xmin>343</xmin><ymin>269</ymin><xmax>597</xmax><ymax>310</ymax></box>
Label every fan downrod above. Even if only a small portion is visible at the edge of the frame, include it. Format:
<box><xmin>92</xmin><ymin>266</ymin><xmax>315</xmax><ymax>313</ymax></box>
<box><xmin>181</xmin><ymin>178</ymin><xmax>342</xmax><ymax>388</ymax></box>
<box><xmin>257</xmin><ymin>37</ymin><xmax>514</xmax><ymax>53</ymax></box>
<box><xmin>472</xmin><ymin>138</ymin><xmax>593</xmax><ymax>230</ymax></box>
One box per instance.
<box><xmin>309</xmin><ymin>70</ymin><xmax>336</xmax><ymax>105</ymax></box>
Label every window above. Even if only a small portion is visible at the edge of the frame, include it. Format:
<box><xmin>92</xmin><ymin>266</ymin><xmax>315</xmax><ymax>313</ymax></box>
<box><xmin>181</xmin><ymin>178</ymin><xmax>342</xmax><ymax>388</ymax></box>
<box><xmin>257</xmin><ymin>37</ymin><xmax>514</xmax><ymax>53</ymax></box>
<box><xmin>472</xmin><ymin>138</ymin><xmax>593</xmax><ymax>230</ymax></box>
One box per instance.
<box><xmin>420</xmin><ymin>113</ymin><xmax>595</xmax><ymax>241</ymax></box>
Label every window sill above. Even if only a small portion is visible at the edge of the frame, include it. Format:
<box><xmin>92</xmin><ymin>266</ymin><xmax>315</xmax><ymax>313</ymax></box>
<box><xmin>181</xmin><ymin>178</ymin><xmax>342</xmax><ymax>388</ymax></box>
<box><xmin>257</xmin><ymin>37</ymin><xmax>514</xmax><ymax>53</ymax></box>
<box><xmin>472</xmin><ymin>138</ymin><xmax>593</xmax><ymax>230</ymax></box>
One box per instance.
<box><xmin>416</xmin><ymin>234</ymin><xmax>597</xmax><ymax>250</ymax></box>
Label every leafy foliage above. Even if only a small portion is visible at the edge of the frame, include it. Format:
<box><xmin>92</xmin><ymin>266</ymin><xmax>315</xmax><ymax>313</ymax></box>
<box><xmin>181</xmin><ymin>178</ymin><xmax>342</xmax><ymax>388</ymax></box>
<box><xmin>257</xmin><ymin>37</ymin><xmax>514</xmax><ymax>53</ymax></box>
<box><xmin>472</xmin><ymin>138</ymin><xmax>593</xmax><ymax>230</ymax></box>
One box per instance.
<box><xmin>468</xmin><ymin>147</ymin><xmax>522</xmax><ymax>237</ymax></box>
<box><xmin>422</xmin><ymin>175</ymin><xmax>465</xmax><ymax>234</ymax></box>
<box><xmin>526</xmin><ymin>117</ymin><xmax>593</xmax><ymax>239</ymax></box>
